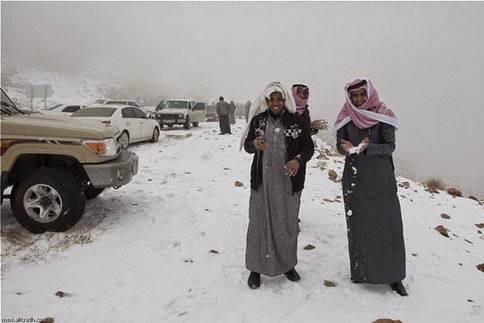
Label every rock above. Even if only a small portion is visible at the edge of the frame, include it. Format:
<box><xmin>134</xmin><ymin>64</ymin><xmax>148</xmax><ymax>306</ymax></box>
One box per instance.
<box><xmin>328</xmin><ymin>170</ymin><xmax>338</xmax><ymax>182</ymax></box>
<box><xmin>464</xmin><ymin>239</ymin><xmax>473</xmax><ymax>244</ymax></box>
<box><xmin>475</xmin><ymin>223</ymin><xmax>484</xmax><ymax>229</ymax></box>
<box><xmin>425</xmin><ymin>187</ymin><xmax>439</xmax><ymax>194</ymax></box>
<box><xmin>40</xmin><ymin>318</ymin><xmax>54</xmax><ymax>323</ymax></box>
<box><xmin>398</xmin><ymin>181</ymin><xmax>410</xmax><ymax>189</ymax></box>
<box><xmin>323</xmin><ymin>280</ymin><xmax>336</xmax><ymax>287</ymax></box>
<box><xmin>373</xmin><ymin>319</ymin><xmax>402</xmax><ymax>323</ymax></box>
<box><xmin>477</xmin><ymin>263</ymin><xmax>484</xmax><ymax>272</ymax></box>
<box><xmin>55</xmin><ymin>291</ymin><xmax>70</xmax><ymax>298</ymax></box>
<box><xmin>234</xmin><ymin>180</ymin><xmax>244</xmax><ymax>187</ymax></box>
<box><xmin>440</xmin><ymin>213</ymin><xmax>451</xmax><ymax>219</ymax></box>
<box><xmin>447</xmin><ymin>188</ymin><xmax>462</xmax><ymax>197</ymax></box>
<box><xmin>323</xmin><ymin>198</ymin><xmax>335</xmax><ymax>203</ymax></box>
<box><xmin>303</xmin><ymin>244</ymin><xmax>316</xmax><ymax>250</ymax></box>
<box><xmin>468</xmin><ymin>195</ymin><xmax>479</xmax><ymax>201</ymax></box>
<box><xmin>411</xmin><ymin>253</ymin><xmax>418</xmax><ymax>257</ymax></box>
<box><xmin>434</xmin><ymin>225</ymin><xmax>449</xmax><ymax>238</ymax></box>
<box><xmin>209</xmin><ymin>249</ymin><xmax>219</xmax><ymax>254</ymax></box>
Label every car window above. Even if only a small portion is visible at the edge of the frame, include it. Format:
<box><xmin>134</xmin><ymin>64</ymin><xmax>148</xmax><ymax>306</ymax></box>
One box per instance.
<box><xmin>127</xmin><ymin>101</ymin><xmax>140</xmax><ymax>108</ymax></box>
<box><xmin>193</xmin><ymin>102</ymin><xmax>206</xmax><ymax>111</ymax></box>
<box><xmin>121</xmin><ymin>107</ymin><xmax>135</xmax><ymax>118</ymax></box>
<box><xmin>133</xmin><ymin>108</ymin><xmax>146</xmax><ymax>118</ymax></box>
<box><xmin>62</xmin><ymin>105</ymin><xmax>81</xmax><ymax>113</ymax></box>
<box><xmin>165</xmin><ymin>101</ymin><xmax>188</xmax><ymax>109</ymax></box>
<box><xmin>71</xmin><ymin>107</ymin><xmax>116</xmax><ymax>117</ymax></box>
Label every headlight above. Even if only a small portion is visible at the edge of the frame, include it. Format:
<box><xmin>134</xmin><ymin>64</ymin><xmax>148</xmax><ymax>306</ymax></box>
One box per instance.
<box><xmin>82</xmin><ymin>138</ymin><xmax>117</xmax><ymax>157</ymax></box>
<box><xmin>178</xmin><ymin>113</ymin><xmax>184</xmax><ymax>118</ymax></box>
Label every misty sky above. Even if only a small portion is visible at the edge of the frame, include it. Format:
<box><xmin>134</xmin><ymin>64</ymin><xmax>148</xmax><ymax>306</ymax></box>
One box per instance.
<box><xmin>2</xmin><ymin>1</ymin><xmax>484</xmax><ymax>196</ymax></box>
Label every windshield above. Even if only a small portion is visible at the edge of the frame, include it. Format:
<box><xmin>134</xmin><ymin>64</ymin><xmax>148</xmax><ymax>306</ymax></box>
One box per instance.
<box><xmin>1</xmin><ymin>88</ymin><xmax>24</xmax><ymax>115</ymax></box>
<box><xmin>165</xmin><ymin>101</ymin><xmax>188</xmax><ymax>109</ymax></box>
<box><xmin>71</xmin><ymin>107</ymin><xmax>116</xmax><ymax>117</ymax></box>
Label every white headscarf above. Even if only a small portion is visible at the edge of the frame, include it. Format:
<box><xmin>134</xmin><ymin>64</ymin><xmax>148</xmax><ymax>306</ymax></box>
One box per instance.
<box><xmin>239</xmin><ymin>81</ymin><xmax>296</xmax><ymax>151</ymax></box>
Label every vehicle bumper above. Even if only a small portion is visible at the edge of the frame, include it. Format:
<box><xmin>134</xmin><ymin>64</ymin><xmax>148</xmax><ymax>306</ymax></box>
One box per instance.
<box><xmin>83</xmin><ymin>150</ymin><xmax>139</xmax><ymax>188</ymax></box>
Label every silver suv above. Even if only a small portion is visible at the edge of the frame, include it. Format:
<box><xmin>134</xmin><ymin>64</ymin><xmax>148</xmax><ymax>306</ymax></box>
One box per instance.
<box><xmin>156</xmin><ymin>100</ymin><xmax>206</xmax><ymax>129</ymax></box>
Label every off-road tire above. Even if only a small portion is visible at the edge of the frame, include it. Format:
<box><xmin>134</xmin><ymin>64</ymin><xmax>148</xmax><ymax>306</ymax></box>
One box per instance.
<box><xmin>183</xmin><ymin>116</ymin><xmax>191</xmax><ymax>130</ymax></box>
<box><xmin>10</xmin><ymin>168</ymin><xmax>86</xmax><ymax>233</ymax></box>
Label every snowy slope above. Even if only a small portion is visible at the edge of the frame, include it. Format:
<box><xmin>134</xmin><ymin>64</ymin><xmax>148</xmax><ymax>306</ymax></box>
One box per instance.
<box><xmin>1</xmin><ymin>120</ymin><xmax>483</xmax><ymax>323</ymax></box>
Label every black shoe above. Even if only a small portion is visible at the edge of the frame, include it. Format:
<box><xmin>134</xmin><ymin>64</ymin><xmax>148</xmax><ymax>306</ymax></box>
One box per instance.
<box><xmin>350</xmin><ymin>278</ymin><xmax>361</xmax><ymax>284</ymax></box>
<box><xmin>390</xmin><ymin>281</ymin><xmax>408</xmax><ymax>296</ymax></box>
<box><xmin>247</xmin><ymin>271</ymin><xmax>260</xmax><ymax>289</ymax></box>
<box><xmin>284</xmin><ymin>268</ymin><xmax>301</xmax><ymax>282</ymax></box>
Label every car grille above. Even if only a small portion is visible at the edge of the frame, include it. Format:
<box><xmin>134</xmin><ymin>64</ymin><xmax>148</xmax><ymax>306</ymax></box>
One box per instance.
<box><xmin>158</xmin><ymin>114</ymin><xmax>178</xmax><ymax>119</ymax></box>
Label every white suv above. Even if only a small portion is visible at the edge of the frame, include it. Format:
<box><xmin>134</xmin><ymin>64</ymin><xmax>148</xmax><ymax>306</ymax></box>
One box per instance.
<box><xmin>156</xmin><ymin>100</ymin><xmax>205</xmax><ymax>129</ymax></box>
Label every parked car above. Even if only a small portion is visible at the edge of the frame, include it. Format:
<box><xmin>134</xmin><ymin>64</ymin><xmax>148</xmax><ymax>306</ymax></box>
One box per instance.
<box><xmin>71</xmin><ymin>104</ymin><xmax>160</xmax><ymax>149</ymax></box>
<box><xmin>105</xmin><ymin>100</ymin><xmax>141</xmax><ymax>108</ymax></box>
<box><xmin>43</xmin><ymin>103</ymin><xmax>87</xmax><ymax>116</ymax></box>
<box><xmin>205</xmin><ymin>104</ymin><xmax>218</xmax><ymax>121</ymax></box>
<box><xmin>93</xmin><ymin>98</ymin><xmax>111</xmax><ymax>104</ymax></box>
<box><xmin>140</xmin><ymin>106</ymin><xmax>156</xmax><ymax>119</ymax></box>
<box><xmin>156</xmin><ymin>99</ymin><xmax>205</xmax><ymax>129</ymax></box>
<box><xmin>1</xmin><ymin>88</ymin><xmax>139</xmax><ymax>233</ymax></box>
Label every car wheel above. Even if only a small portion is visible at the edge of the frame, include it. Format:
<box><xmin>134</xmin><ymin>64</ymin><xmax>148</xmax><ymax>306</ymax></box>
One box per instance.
<box><xmin>10</xmin><ymin>168</ymin><xmax>86</xmax><ymax>233</ymax></box>
<box><xmin>84</xmin><ymin>184</ymin><xmax>105</xmax><ymax>200</ymax></box>
<box><xmin>150</xmin><ymin>127</ymin><xmax>160</xmax><ymax>142</ymax></box>
<box><xmin>192</xmin><ymin>122</ymin><xmax>199</xmax><ymax>127</ymax></box>
<box><xmin>183</xmin><ymin>116</ymin><xmax>191</xmax><ymax>129</ymax></box>
<box><xmin>119</xmin><ymin>131</ymin><xmax>130</xmax><ymax>149</ymax></box>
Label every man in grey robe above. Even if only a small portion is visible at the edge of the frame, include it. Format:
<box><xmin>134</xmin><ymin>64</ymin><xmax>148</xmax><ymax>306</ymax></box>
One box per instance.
<box><xmin>242</xmin><ymin>82</ymin><xmax>314</xmax><ymax>289</ymax></box>
<box><xmin>216</xmin><ymin>96</ymin><xmax>231</xmax><ymax>134</ymax></box>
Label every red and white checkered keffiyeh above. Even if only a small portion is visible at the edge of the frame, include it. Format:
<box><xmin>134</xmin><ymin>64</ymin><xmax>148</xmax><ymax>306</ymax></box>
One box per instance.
<box><xmin>332</xmin><ymin>79</ymin><xmax>398</xmax><ymax>138</ymax></box>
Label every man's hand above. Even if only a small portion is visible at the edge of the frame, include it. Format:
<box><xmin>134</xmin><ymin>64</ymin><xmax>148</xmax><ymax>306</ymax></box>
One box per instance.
<box><xmin>310</xmin><ymin>120</ymin><xmax>328</xmax><ymax>130</ymax></box>
<box><xmin>340</xmin><ymin>139</ymin><xmax>354</xmax><ymax>153</ymax></box>
<box><xmin>253</xmin><ymin>136</ymin><xmax>267</xmax><ymax>151</ymax></box>
<box><xmin>284</xmin><ymin>159</ymin><xmax>300</xmax><ymax>177</ymax></box>
<box><xmin>359</xmin><ymin>137</ymin><xmax>369</xmax><ymax>153</ymax></box>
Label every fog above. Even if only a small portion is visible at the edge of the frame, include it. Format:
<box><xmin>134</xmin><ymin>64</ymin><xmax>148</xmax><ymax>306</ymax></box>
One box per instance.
<box><xmin>2</xmin><ymin>1</ymin><xmax>484</xmax><ymax>197</ymax></box>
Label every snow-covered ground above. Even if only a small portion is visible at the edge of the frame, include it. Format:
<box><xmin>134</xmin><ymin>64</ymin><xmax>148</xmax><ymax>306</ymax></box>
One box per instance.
<box><xmin>1</xmin><ymin>120</ymin><xmax>483</xmax><ymax>323</ymax></box>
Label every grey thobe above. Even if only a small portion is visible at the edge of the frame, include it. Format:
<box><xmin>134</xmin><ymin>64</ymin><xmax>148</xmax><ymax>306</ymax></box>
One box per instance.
<box><xmin>246</xmin><ymin>115</ymin><xmax>301</xmax><ymax>276</ymax></box>
<box><xmin>337</xmin><ymin>121</ymin><xmax>406</xmax><ymax>284</ymax></box>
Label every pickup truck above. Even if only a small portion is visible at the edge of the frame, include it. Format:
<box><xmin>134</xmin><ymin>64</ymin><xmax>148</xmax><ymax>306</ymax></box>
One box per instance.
<box><xmin>1</xmin><ymin>88</ymin><xmax>139</xmax><ymax>233</ymax></box>
<box><xmin>155</xmin><ymin>100</ymin><xmax>205</xmax><ymax>129</ymax></box>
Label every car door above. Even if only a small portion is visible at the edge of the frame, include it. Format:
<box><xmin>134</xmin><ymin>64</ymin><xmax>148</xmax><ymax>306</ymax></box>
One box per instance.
<box><xmin>191</xmin><ymin>102</ymin><xmax>205</xmax><ymax>123</ymax></box>
<box><xmin>133</xmin><ymin>107</ymin><xmax>150</xmax><ymax>139</ymax></box>
<box><xmin>121</xmin><ymin>107</ymin><xmax>141</xmax><ymax>142</ymax></box>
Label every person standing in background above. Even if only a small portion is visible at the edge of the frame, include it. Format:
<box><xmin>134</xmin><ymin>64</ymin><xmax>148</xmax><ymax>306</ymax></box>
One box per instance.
<box><xmin>229</xmin><ymin>100</ymin><xmax>236</xmax><ymax>125</ymax></box>
<box><xmin>216</xmin><ymin>96</ymin><xmax>231</xmax><ymax>134</ymax></box>
<box><xmin>244</xmin><ymin>100</ymin><xmax>251</xmax><ymax>123</ymax></box>
<box><xmin>292</xmin><ymin>83</ymin><xmax>327</xmax><ymax>135</ymax></box>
